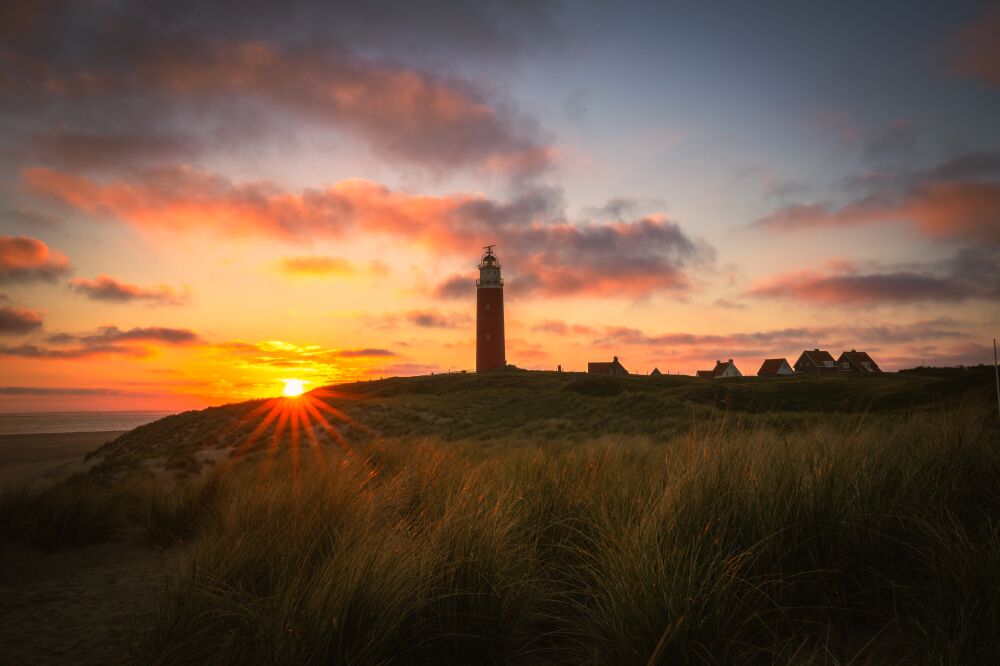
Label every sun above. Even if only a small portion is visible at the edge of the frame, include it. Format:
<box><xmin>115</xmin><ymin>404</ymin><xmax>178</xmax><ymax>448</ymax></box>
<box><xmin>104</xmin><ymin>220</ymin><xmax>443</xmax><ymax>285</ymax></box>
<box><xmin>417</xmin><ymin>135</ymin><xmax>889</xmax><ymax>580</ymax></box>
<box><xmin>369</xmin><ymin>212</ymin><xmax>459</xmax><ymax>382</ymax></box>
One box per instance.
<box><xmin>282</xmin><ymin>379</ymin><xmax>307</xmax><ymax>397</ymax></box>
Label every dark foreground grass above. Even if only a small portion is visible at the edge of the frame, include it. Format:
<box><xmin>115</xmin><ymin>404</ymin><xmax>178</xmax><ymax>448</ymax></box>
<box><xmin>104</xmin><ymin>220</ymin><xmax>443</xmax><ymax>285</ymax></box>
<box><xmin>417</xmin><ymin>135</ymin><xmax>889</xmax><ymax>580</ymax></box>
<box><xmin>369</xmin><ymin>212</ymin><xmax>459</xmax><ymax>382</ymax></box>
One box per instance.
<box><xmin>121</xmin><ymin>406</ymin><xmax>1000</xmax><ymax>664</ymax></box>
<box><xmin>3</xmin><ymin>403</ymin><xmax>997</xmax><ymax>663</ymax></box>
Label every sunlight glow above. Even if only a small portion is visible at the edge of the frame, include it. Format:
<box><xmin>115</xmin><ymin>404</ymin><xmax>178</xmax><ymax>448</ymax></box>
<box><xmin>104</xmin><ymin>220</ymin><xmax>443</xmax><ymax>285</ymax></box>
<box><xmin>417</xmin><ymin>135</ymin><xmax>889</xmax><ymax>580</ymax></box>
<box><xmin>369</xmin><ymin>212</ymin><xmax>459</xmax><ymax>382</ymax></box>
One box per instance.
<box><xmin>282</xmin><ymin>379</ymin><xmax>307</xmax><ymax>397</ymax></box>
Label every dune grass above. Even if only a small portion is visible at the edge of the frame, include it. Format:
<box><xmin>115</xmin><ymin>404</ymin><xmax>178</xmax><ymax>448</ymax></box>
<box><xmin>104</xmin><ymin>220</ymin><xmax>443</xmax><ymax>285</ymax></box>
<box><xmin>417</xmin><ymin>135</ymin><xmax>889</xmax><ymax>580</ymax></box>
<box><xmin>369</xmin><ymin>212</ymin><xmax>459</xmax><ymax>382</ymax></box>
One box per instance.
<box><xmin>119</xmin><ymin>405</ymin><xmax>1000</xmax><ymax>664</ymax></box>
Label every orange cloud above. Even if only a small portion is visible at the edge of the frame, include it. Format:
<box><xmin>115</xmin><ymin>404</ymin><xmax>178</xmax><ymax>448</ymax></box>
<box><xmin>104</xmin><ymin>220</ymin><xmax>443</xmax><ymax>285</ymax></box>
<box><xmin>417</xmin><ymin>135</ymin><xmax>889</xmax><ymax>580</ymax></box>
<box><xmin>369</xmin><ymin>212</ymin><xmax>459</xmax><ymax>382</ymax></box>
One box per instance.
<box><xmin>757</xmin><ymin>182</ymin><xmax>1000</xmax><ymax>244</ymax></box>
<box><xmin>28</xmin><ymin>167</ymin><xmax>711</xmax><ymax>298</ymax></box>
<box><xmin>276</xmin><ymin>255</ymin><xmax>388</xmax><ymax>279</ymax></box>
<box><xmin>754</xmin><ymin>152</ymin><xmax>1000</xmax><ymax>244</ymax></box>
<box><xmin>0</xmin><ymin>235</ymin><xmax>71</xmax><ymax>284</ymax></box>
<box><xmin>0</xmin><ymin>325</ymin><xmax>203</xmax><ymax>359</ymax></box>
<box><xmin>278</xmin><ymin>256</ymin><xmax>354</xmax><ymax>276</ymax></box>
<box><xmin>69</xmin><ymin>274</ymin><xmax>190</xmax><ymax>305</ymax></box>
<box><xmin>0</xmin><ymin>305</ymin><xmax>43</xmax><ymax>334</ymax></box>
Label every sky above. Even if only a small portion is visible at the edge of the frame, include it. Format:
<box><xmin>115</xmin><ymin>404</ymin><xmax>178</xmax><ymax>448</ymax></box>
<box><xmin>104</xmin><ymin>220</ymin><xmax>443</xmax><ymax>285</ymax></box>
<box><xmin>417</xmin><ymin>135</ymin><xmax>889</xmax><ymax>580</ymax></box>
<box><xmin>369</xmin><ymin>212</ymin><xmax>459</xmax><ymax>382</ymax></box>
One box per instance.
<box><xmin>1</xmin><ymin>0</ymin><xmax>999</xmax><ymax>411</ymax></box>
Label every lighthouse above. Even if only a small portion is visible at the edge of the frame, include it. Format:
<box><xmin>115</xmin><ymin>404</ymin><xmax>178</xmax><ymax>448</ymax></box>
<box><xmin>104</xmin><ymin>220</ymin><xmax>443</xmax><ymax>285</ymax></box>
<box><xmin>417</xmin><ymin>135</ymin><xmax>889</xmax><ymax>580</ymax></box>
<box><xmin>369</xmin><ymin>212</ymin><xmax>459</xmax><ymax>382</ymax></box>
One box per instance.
<box><xmin>476</xmin><ymin>245</ymin><xmax>506</xmax><ymax>372</ymax></box>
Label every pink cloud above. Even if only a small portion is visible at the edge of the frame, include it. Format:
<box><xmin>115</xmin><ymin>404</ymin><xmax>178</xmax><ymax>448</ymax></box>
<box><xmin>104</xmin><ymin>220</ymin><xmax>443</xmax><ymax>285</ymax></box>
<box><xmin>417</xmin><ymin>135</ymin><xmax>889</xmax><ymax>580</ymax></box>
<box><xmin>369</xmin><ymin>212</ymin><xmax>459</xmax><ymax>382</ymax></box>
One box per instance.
<box><xmin>28</xmin><ymin>167</ymin><xmax>711</xmax><ymax>299</ymax></box>
<box><xmin>754</xmin><ymin>153</ymin><xmax>1000</xmax><ymax>244</ymax></box>
<box><xmin>0</xmin><ymin>235</ymin><xmax>71</xmax><ymax>284</ymax></box>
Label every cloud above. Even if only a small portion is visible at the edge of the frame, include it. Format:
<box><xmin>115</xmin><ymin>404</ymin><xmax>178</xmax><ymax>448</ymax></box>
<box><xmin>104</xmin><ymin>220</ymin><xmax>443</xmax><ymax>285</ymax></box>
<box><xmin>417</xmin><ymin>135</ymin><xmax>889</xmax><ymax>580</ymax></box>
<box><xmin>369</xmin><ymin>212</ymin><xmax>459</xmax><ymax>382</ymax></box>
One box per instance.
<box><xmin>0</xmin><ymin>210</ymin><xmax>61</xmax><ymax>229</ymax></box>
<box><xmin>434</xmin><ymin>275</ymin><xmax>472</xmax><ymax>299</ymax></box>
<box><xmin>148</xmin><ymin>43</ymin><xmax>552</xmax><ymax>176</ymax></box>
<box><xmin>333</xmin><ymin>348</ymin><xmax>395</xmax><ymax>358</ymax></box>
<box><xmin>29</xmin><ymin>130</ymin><xmax>200</xmax><ymax>169</ymax></box>
<box><xmin>754</xmin><ymin>151</ymin><xmax>1000</xmax><ymax>244</ymax></box>
<box><xmin>29</xmin><ymin>167</ymin><xmax>712</xmax><ymax>299</ymax></box>
<box><xmin>501</xmin><ymin>214</ymin><xmax>713</xmax><ymax>298</ymax></box>
<box><xmin>68</xmin><ymin>275</ymin><xmax>190</xmax><ymax>305</ymax></box>
<box><xmin>531</xmin><ymin>319</ymin><xmax>598</xmax><ymax>335</ymax></box>
<box><xmin>211</xmin><ymin>338</ymin><xmax>401</xmax><ymax>381</ymax></box>
<box><xmin>277</xmin><ymin>255</ymin><xmax>356</xmax><ymax>277</ymax></box>
<box><xmin>584</xmin><ymin>319</ymin><xmax>974</xmax><ymax>369</ymax></box>
<box><xmin>0</xmin><ymin>236</ymin><xmax>71</xmax><ymax>284</ymax></box>
<box><xmin>364</xmin><ymin>362</ymin><xmax>440</xmax><ymax>377</ymax></box>
<box><xmin>746</xmin><ymin>249</ymin><xmax>999</xmax><ymax>305</ymax></box>
<box><xmin>588</xmin><ymin>318</ymin><xmax>969</xmax><ymax>349</ymax></box>
<box><xmin>47</xmin><ymin>326</ymin><xmax>202</xmax><ymax>346</ymax></box>
<box><xmin>951</xmin><ymin>5</ymin><xmax>1000</xmax><ymax>86</ymax></box>
<box><xmin>712</xmin><ymin>298</ymin><xmax>747</xmax><ymax>310</ymax></box>
<box><xmin>2</xmin><ymin>2</ymin><xmax>559</xmax><ymax>176</ymax></box>
<box><xmin>862</xmin><ymin>118</ymin><xmax>915</xmax><ymax>165</ymax></box>
<box><xmin>405</xmin><ymin>310</ymin><xmax>471</xmax><ymax>329</ymax></box>
<box><xmin>0</xmin><ymin>325</ymin><xmax>203</xmax><ymax>359</ymax></box>
<box><xmin>505</xmin><ymin>318</ymin><xmax>980</xmax><ymax>372</ymax></box>
<box><xmin>363</xmin><ymin>309</ymin><xmax>471</xmax><ymax>330</ymax></box>
<box><xmin>0</xmin><ymin>306</ymin><xmax>43</xmax><ymax>334</ymax></box>
<box><xmin>0</xmin><ymin>386</ymin><xmax>135</xmax><ymax>396</ymax></box>
<box><xmin>0</xmin><ymin>343</ymin><xmax>143</xmax><ymax>359</ymax></box>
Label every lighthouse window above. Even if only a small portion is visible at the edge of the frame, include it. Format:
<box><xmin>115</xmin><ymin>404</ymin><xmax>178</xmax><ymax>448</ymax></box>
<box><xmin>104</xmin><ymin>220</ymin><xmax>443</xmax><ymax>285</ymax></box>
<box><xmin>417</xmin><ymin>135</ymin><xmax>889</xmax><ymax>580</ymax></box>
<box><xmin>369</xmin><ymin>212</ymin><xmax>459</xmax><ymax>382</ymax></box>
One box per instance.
<box><xmin>485</xmin><ymin>303</ymin><xmax>490</xmax><ymax>310</ymax></box>
<box><xmin>485</xmin><ymin>333</ymin><xmax>491</xmax><ymax>340</ymax></box>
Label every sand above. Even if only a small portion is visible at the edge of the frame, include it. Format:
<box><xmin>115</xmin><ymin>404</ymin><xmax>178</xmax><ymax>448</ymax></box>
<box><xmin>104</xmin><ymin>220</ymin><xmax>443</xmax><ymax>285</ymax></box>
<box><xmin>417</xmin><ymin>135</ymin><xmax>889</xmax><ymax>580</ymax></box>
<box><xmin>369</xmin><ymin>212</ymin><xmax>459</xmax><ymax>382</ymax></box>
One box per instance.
<box><xmin>0</xmin><ymin>541</ymin><xmax>186</xmax><ymax>665</ymax></box>
<box><xmin>0</xmin><ymin>431</ymin><xmax>126</xmax><ymax>489</ymax></box>
<box><xmin>0</xmin><ymin>430</ymin><xmax>188</xmax><ymax>664</ymax></box>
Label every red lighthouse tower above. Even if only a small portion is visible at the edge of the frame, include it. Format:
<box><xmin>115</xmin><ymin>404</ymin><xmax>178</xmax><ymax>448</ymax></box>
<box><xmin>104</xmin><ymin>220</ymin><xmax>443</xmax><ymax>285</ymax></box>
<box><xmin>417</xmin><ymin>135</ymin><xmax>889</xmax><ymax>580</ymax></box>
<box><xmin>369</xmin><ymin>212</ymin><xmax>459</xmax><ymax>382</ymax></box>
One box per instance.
<box><xmin>476</xmin><ymin>245</ymin><xmax>505</xmax><ymax>372</ymax></box>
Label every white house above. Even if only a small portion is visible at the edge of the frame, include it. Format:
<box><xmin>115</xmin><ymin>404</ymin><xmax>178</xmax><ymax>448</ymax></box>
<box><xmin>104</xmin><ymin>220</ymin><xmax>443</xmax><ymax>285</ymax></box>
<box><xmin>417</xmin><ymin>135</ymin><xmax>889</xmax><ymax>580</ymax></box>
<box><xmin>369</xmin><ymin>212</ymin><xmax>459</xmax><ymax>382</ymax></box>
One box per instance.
<box><xmin>697</xmin><ymin>358</ymin><xmax>742</xmax><ymax>379</ymax></box>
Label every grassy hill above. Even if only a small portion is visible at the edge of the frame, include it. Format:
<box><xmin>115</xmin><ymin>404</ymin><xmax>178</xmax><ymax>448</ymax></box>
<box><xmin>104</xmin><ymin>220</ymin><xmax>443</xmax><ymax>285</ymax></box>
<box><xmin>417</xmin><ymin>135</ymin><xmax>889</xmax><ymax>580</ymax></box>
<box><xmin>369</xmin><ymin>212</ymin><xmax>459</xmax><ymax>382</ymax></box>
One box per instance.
<box><xmin>90</xmin><ymin>366</ymin><xmax>997</xmax><ymax>476</ymax></box>
<box><xmin>3</xmin><ymin>366</ymin><xmax>999</xmax><ymax>662</ymax></box>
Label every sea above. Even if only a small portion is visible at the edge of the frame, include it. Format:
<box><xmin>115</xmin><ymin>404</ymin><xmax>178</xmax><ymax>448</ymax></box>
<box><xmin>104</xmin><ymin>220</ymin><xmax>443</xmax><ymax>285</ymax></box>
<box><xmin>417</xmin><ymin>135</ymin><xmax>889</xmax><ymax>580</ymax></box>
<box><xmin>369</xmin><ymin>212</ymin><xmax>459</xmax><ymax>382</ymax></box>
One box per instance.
<box><xmin>0</xmin><ymin>411</ymin><xmax>177</xmax><ymax>436</ymax></box>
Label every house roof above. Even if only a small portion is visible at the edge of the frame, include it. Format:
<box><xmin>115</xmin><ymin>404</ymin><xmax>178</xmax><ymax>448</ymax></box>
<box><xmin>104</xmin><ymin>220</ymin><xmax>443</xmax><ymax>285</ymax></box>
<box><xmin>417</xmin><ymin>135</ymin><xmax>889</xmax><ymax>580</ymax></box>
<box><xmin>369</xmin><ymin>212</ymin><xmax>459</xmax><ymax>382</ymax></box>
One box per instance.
<box><xmin>838</xmin><ymin>350</ymin><xmax>881</xmax><ymax>371</ymax></box>
<box><xmin>799</xmin><ymin>349</ymin><xmax>835</xmax><ymax>366</ymax></box>
<box><xmin>588</xmin><ymin>357</ymin><xmax>628</xmax><ymax>374</ymax></box>
<box><xmin>757</xmin><ymin>358</ymin><xmax>790</xmax><ymax>375</ymax></box>
<box><xmin>698</xmin><ymin>359</ymin><xmax>738</xmax><ymax>378</ymax></box>
<box><xmin>650</xmin><ymin>367</ymin><xmax>662</xmax><ymax>375</ymax></box>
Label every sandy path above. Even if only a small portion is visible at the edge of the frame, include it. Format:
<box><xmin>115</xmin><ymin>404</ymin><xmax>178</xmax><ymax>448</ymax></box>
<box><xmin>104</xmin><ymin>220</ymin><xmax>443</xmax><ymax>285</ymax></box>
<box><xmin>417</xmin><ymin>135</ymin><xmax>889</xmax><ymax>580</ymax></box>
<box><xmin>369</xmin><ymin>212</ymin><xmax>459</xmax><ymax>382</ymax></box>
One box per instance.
<box><xmin>0</xmin><ymin>541</ymin><xmax>185</xmax><ymax>665</ymax></box>
<box><xmin>0</xmin><ymin>431</ymin><xmax>126</xmax><ymax>489</ymax></box>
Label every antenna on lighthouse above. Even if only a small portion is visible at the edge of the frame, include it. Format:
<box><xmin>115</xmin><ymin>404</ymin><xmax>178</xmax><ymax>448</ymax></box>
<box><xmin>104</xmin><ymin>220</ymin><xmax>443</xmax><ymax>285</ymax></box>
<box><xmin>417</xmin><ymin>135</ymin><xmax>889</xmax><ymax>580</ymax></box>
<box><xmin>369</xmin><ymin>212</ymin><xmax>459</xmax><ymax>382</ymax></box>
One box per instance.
<box><xmin>483</xmin><ymin>244</ymin><xmax>495</xmax><ymax>255</ymax></box>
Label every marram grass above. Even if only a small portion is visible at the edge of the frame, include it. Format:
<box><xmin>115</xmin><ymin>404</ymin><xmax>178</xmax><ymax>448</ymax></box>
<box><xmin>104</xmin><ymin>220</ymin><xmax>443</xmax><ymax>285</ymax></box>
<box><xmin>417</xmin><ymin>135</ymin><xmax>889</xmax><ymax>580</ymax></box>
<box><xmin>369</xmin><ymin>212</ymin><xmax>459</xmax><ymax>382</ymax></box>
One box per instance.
<box><xmin>115</xmin><ymin>405</ymin><xmax>1000</xmax><ymax>664</ymax></box>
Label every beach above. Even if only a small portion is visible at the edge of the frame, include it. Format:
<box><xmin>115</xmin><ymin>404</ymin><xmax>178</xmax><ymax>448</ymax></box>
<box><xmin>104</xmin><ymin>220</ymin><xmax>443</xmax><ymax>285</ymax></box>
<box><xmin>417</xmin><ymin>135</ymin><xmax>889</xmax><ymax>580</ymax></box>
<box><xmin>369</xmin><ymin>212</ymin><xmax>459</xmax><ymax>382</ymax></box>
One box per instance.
<box><xmin>0</xmin><ymin>431</ymin><xmax>126</xmax><ymax>489</ymax></box>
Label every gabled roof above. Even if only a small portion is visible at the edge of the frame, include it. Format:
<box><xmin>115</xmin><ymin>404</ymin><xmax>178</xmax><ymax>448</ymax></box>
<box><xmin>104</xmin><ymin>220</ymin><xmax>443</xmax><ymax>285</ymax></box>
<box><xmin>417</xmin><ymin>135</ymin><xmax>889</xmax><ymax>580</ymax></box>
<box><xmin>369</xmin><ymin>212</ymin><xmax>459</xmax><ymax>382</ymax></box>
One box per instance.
<box><xmin>757</xmin><ymin>358</ymin><xmax>791</xmax><ymax>376</ymax></box>
<box><xmin>798</xmin><ymin>349</ymin><xmax>835</xmax><ymax>366</ymax></box>
<box><xmin>650</xmin><ymin>367</ymin><xmax>662</xmax><ymax>376</ymax></box>
<box><xmin>838</xmin><ymin>350</ymin><xmax>881</xmax><ymax>372</ymax></box>
<box><xmin>698</xmin><ymin>359</ymin><xmax>739</xmax><ymax>378</ymax></box>
<box><xmin>587</xmin><ymin>357</ymin><xmax>628</xmax><ymax>374</ymax></box>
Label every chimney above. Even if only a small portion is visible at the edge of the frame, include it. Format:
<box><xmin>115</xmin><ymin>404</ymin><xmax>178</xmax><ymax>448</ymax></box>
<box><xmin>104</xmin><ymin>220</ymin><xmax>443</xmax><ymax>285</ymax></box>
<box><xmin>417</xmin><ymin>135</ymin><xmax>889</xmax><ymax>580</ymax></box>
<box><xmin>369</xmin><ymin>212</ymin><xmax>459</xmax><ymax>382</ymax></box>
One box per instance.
<box><xmin>613</xmin><ymin>356</ymin><xmax>618</xmax><ymax>362</ymax></box>
<box><xmin>728</xmin><ymin>358</ymin><xmax>733</xmax><ymax>363</ymax></box>
<box><xmin>716</xmin><ymin>359</ymin><xmax>721</xmax><ymax>364</ymax></box>
<box><xmin>814</xmin><ymin>348</ymin><xmax>819</xmax><ymax>351</ymax></box>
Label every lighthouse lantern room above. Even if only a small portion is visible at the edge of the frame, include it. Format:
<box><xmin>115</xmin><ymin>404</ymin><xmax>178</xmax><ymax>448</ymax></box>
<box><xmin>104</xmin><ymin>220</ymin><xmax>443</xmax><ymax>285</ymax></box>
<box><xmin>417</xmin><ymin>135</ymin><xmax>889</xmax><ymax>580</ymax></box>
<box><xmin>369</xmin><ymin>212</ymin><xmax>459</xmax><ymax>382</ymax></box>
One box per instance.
<box><xmin>476</xmin><ymin>245</ymin><xmax>506</xmax><ymax>372</ymax></box>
